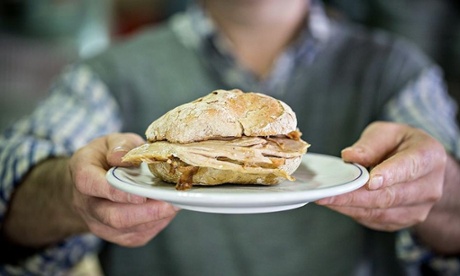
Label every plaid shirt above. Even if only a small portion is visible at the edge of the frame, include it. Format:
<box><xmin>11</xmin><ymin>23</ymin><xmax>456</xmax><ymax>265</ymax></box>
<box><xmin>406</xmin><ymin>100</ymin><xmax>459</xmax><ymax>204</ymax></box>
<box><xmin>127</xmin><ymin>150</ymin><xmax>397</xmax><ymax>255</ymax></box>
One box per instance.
<box><xmin>1</xmin><ymin>1</ymin><xmax>459</xmax><ymax>275</ymax></box>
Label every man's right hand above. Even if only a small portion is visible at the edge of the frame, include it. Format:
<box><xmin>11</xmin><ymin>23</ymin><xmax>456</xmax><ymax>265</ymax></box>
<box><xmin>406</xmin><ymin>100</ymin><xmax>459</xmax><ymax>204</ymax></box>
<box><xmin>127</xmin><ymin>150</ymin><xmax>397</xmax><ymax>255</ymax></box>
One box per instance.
<box><xmin>69</xmin><ymin>133</ymin><xmax>179</xmax><ymax>247</ymax></box>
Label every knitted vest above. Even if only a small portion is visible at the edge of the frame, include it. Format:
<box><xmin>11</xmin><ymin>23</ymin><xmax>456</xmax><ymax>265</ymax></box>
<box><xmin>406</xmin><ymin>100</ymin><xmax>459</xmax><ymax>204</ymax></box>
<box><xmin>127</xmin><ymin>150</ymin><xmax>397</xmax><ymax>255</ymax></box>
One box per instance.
<box><xmin>86</xmin><ymin>18</ymin><xmax>430</xmax><ymax>276</ymax></box>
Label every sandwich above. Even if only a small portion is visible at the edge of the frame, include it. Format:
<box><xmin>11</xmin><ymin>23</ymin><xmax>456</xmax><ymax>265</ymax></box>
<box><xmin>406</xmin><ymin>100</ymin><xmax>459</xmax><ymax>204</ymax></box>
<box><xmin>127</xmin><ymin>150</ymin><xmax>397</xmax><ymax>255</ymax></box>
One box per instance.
<box><xmin>122</xmin><ymin>89</ymin><xmax>310</xmax><ymax>190</ymax></box>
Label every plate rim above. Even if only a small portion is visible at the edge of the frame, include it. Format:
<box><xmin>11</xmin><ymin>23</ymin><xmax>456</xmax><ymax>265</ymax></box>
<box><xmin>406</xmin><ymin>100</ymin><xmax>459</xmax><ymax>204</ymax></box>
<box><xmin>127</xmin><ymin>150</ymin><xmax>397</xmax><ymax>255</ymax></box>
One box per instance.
<box><xmin>106</xmin><ymin>153</ymin><xmax>369</xmax><ymax>208</ymax></box>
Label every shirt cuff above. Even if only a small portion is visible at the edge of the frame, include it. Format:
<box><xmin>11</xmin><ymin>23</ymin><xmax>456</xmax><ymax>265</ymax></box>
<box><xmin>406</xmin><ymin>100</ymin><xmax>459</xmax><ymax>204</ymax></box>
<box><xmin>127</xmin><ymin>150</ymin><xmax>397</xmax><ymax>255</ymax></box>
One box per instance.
<box><xmin>0</xmin><ymin>234</ymin><xmax>102</xmax><ymax>275</ymax></box>
<box><xmin>397</xmin><ymin>230</ymin><xmax>460</xmax><ymax>275</ymax></box>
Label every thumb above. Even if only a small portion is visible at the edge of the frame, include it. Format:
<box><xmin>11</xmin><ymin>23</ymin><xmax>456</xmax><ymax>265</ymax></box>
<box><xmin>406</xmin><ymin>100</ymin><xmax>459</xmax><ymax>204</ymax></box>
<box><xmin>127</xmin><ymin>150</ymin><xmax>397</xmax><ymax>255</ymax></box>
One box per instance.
<box><xmin>341</xmin><ymin>121</ymin><xmax>405</xmax><ymax>167</ymax></box>
<box><xmin>341</xmin><ymin>122</ymin><xmax>408</xmax><ymax>190</ymax></box>
<box><xmin>106</xmin><ymin>133</ymin><xmax>145</xmax><ymax>167</ymax></box>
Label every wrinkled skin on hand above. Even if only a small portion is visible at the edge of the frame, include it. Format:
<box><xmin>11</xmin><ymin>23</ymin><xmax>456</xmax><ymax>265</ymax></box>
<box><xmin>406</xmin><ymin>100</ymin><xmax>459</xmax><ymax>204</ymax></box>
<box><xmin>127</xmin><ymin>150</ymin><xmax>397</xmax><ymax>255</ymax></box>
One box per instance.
<box><xmin>317</xmin><ymin>122</ymin><xmax>446</xmax><ymax>232</ymax></box>
<box><xmin>69</xmin><ymin>133</ymin><xmax>179</xmax><ymax>247</ymax></box>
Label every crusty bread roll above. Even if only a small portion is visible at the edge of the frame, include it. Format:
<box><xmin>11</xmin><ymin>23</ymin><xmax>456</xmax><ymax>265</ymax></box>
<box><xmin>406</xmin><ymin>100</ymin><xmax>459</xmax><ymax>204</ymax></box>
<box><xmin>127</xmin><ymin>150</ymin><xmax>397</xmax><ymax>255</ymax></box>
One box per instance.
<box><xmin>122</xmin><ymin>89</ymin><xmax>309</xmax><ymax>190</ymax></box>
<box><xmin>146</xmin><ymin>89</ymin><xmax>298</xmax><ymax>143</ymax></box>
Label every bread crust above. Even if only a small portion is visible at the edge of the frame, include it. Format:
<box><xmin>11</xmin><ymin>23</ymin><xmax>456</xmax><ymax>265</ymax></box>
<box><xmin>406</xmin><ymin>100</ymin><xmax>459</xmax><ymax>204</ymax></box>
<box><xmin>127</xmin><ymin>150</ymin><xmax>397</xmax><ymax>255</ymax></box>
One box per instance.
<box><xmin>145</xmin><ymin>89</ymin><xmax>297</xmax><ymax>143</ymax></box>
<box><xmin>148</xmin><ymin>156</ymin><xmax>302</xmax><ymax>190</ymax></box>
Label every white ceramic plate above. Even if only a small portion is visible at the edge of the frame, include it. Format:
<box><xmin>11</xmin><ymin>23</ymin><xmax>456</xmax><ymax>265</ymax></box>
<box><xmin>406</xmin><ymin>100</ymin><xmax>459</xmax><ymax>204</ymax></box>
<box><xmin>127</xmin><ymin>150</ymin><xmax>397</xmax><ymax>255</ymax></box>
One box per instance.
<box><xmin>106</xmin><ymin>153</ymin><xmax>369</xmax><ymax>214</ymax></box>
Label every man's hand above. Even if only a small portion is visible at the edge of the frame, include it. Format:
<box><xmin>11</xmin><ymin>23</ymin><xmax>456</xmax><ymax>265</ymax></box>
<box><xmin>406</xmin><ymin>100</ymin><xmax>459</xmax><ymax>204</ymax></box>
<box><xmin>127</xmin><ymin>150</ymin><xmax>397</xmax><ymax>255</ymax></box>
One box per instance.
<box><xmin>69</xmin><ymin>133</ymin><xmax>178</xmax><ymax>247</ymax></box>
<box><xmin>316</xmin><ymin>122</ymin><xmax>446</xmax><ymax>231</ymax></box>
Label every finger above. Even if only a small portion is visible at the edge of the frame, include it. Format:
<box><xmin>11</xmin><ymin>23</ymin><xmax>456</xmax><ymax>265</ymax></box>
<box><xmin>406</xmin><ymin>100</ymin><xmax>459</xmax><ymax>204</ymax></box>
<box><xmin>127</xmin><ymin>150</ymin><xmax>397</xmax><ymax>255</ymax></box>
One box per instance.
<box><xmin>72</xmin><ymin>172</ymin><xmax>147</xmax><ymax>204</ymax></box>
<box><xmin>88</xmin><ymin>199</ymin><xmax>178</xmax><ymax>230</ymax></box>
<box><xmin>83</xmin><ymin>199</ymin><xmax>178</xmax><ymax>246</ymax></box>
<box><xmin>111</xmin><ymin>218</ymin><xmax>173</xmax><ymax>247</ymax></box>
<box><xmin>323</xmin><ymin>203</ymin><xmax>433</xmax><ymax>231</ymax></box>
<box><xmin>106</xmin><ymin>133</ymin><xmax>145</xmax><ymax>167</ymax></box>
<box><xmin>316</xmin><ymin>173</ymin><xmax>442</xmax><ymax>208</ymax></box>
<box><xmin>92</xmin><ymin>217</ymin><xmax>173</xmax><ymax>247</ymax></box>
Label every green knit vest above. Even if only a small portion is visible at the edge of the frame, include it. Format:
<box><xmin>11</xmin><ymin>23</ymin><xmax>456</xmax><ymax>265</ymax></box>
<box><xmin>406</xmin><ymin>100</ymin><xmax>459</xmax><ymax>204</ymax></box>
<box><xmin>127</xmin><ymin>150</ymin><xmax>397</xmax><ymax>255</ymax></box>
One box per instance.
<box><xmin>86</xmin><ymin>18</ymin><xmax>430</xmax><ymax>276</ymax></box>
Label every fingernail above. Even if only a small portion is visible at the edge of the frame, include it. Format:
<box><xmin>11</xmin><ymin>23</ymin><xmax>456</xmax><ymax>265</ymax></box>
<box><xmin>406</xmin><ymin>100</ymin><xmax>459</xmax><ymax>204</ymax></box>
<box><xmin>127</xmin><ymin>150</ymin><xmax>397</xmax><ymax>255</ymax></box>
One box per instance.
<box><xmin>173</xmin><ymin>205</ymin><xmax>182</xmax><ymax>212</ymax></box>
<box><xmin>342</xmin><ymin>146</ymin><xmax>364</xmax><ymax>154</ymax></box>
<box><xmin>368</xmin><ymin>175</ymin><xmax>383</xmax><ymax>190</ymax></box>
<box><xmin>112</xmin><ymin>146</ymin><xmax>128</xmax><ymax>153</ymax></box>
<box><xmin>128</xmin><ymin>193</ymin><xmax>146</xmax><ymax>204</ymax></box>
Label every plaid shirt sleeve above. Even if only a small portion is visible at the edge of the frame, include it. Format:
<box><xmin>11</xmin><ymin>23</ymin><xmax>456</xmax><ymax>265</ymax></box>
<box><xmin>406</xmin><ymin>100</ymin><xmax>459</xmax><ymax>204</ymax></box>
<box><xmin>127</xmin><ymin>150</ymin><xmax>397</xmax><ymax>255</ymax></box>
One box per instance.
<box><xmin>383</xmin><ymin>66</ymin><xmax>460</xmax><ymax>275</ymax></box>
<box><xmin>0</xmin><ymin>64</ymin><xmax>121</xmax><ymax>275</ymax></box>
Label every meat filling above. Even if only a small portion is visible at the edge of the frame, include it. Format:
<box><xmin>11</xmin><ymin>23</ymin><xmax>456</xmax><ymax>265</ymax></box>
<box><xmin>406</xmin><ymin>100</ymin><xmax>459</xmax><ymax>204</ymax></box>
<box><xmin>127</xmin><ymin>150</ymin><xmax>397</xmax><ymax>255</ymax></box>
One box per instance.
<box><xmin>122</xmin><ymin>131</ymin><xmax>309</xmax><ymax>189</ymax></box>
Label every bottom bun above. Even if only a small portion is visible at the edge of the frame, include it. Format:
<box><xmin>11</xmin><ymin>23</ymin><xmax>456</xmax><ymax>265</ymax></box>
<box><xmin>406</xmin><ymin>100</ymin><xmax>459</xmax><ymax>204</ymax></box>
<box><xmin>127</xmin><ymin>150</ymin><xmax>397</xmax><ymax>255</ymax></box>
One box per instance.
<box><xmin>148</xmin><ymin>156</ymin><xmax>303</xmax><ymax>190</ymax></box>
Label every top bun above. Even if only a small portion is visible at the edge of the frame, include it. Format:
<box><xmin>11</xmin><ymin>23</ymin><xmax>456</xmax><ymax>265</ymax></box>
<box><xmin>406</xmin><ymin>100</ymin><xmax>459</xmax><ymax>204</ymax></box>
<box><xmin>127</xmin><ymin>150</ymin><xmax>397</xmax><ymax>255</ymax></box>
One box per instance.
<box><xmin>146</xmin><ymin>89</ymin><xmax>297</xmax><ymax>143</ymax></box>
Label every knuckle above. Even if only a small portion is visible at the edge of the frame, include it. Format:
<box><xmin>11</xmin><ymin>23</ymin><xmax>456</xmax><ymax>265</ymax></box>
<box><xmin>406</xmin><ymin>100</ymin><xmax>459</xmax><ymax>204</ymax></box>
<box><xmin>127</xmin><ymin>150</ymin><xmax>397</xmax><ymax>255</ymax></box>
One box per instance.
<box><xmin>70</xmin><ymin>150</ymin><xmax>94</xmax><ymax>193</ymax></box>
<box><xmin>429</xmin><ymin>185</ymin><xmax>443</xmax><ymax>203</ymax></box>
<box><xmin>101</xmin><ymin>209</ymin><xmax>129</xmax><ymax>229</ymax></box>
<box><xmin>408</xmin><ymin>208</ymin><xmax>429</xmax><ymax>226</ymax></box>
<box><xmin>153</xmin><ymin>202</ymin><xmax>178</xmax><ymax>219</ymax></box>
<box><xmin>354</xmin><ymin>208</ymin><xmax>378</xmax><ymax>222</ymax></box>
<box><xmin>356</xmin><ymin>209</ymin><xmax>398</xmax><ymax>231</ymax></box>
<box><xmin>376</xmin><ymin>188</ymin><xmax>397</xmax><ymax>209</ymax></box>
<box><xmin>71</xmin><ymin>166</ymin><xmax>90</xmax><ymax>194</ymax></box>
<box><xmin>372</xmin><ymin>210</ymin><xmax>389</xmax><ymax>223</ymax></box>
<box><xmin>407</xmin><ymin>153</ymin><xmax>420</xmax><ymax>181</ymax></box>
<box><xmin>106</xmin><ymin>185</ymin><xmax>123</xmax><ymax>202</ymax></box>
<box><xmin>413</xmin><ymin>213</ymin><xmax>427</xmax><ymax>225</ymax></box>
<box><xmin>150</xmin><ymin>202</ymin><xmax>169</xmax><ymax>219</ymax></box>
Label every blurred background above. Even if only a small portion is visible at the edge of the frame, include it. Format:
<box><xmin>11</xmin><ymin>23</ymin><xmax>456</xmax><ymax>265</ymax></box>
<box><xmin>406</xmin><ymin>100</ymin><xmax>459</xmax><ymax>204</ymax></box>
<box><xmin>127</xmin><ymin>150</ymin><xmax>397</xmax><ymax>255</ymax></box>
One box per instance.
<box><xmin>0</xmin><ymin>0</ymin><xmax>459</xmax><ymax>131</ymax></box>
<box><xmin>0</xmin><ymin>0</ymin><xmax>189</xmax><ymax>130</ymax></box>
<box><xmin>324</xmin><ymin>0</ymin><xmax>460</xmax><ymax>120</ymax></box>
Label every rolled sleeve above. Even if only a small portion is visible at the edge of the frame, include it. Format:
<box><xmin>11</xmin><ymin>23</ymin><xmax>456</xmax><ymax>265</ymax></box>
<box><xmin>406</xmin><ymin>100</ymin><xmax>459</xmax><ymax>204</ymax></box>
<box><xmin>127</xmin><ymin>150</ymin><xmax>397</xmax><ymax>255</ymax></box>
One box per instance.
<box><xmin>0</xmin><ymin>64</ymin><xmax>121</xmax><ymax>274</ymax></box>
<box><xmin>383</xmin><ymin>66</ymin><xmax>460</xmax><ymax>159</ymax></box>
<box><xmin>383</xmin><ymin>66</ymin><xmax>460</xmax><ymax>275</ymax></box>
